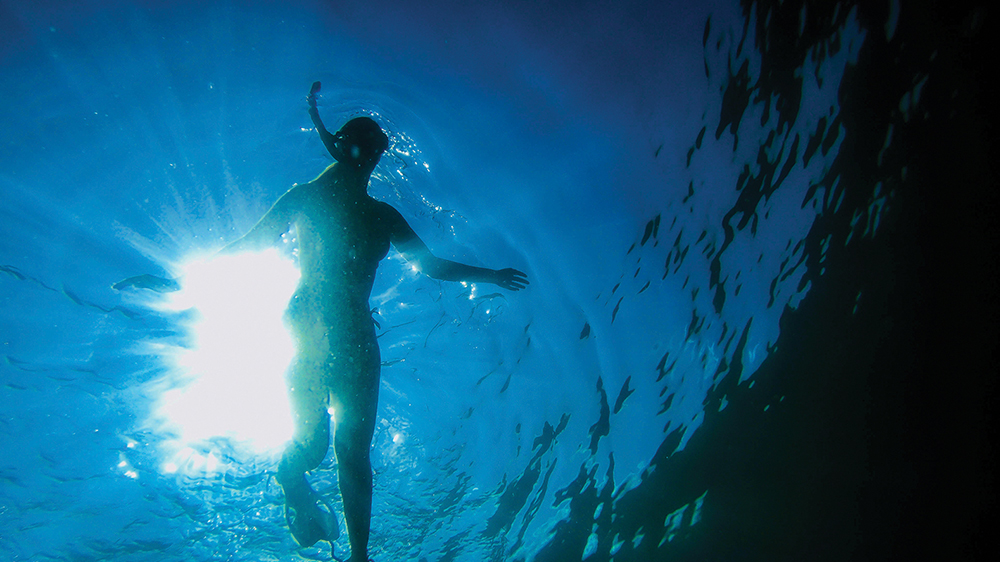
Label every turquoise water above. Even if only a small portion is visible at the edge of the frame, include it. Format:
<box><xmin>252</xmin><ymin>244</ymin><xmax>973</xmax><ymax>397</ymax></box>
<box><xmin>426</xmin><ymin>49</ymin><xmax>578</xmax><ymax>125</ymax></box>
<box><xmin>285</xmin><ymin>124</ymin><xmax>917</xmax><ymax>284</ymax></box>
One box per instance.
<box><xmin>2</xmin><ymin>1</ymin><xmax>988</xmax><ymax>560</ymax></box>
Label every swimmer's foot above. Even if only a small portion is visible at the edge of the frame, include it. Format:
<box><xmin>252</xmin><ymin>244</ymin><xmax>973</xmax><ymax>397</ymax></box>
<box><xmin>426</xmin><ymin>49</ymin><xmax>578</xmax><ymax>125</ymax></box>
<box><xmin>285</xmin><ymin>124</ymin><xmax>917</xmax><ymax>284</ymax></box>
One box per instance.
<box><xmin>280</xmin><ymin>475</ymin><xmax>339</xmax><ymax>548</ymax></box>
<box><xmin>285</xmin><ymin>494</ymin><xmax>339</xmax><ymax>548</ymax></box>
<box><xmin>315</xmin><ymin>492</ymin><xmax>340</xmax><ymax>541</ymax></box>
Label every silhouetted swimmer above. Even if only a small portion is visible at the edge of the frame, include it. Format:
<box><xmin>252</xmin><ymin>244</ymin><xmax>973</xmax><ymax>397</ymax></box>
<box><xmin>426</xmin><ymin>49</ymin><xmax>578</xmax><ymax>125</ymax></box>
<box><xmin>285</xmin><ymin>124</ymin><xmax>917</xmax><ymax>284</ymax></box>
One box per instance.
<box><xmin>223</xmin><ymin>81</ymin><xmax>527</xmax><ymax>561</ymax></box>
<box><xmin>113</xmin><ymin>82</ymin><xmax>527</xmax><ymax>560</ymax></box>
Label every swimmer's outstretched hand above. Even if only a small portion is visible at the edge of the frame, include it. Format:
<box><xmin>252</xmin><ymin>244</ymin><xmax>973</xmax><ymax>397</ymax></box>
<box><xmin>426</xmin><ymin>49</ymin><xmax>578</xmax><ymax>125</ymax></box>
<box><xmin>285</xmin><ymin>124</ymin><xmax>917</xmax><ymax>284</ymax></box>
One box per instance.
<box><xmin>112</xmin><ymin>274</ymin><xmax>180</xmax><ymax>293</ymax></box>
<box><xmin>307</xmin><ymin>81</ymin><xmax>321</xmax><ymax>108</ymax></box>
<box><xmin>494</xmin><ymin>268</ymin><xmax>529</xmax><ymax>291</ymax></box>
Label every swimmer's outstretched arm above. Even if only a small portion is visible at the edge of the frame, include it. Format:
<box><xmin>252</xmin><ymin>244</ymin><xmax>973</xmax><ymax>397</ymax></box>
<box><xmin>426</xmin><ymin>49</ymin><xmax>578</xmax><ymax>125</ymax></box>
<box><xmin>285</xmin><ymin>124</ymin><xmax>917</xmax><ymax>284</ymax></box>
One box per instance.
<box><xmin>307</xmin><ymin>81</ymin><xmax>342</xmax><ymax>161</ymax></box>
<box><xmin>113</xmin><ymin>190</ymin><xmax>298</xmax><ymax>292</ymax></box>
<box><xmin>385</xmin><ymin>204</ymin><xmax>529</xmax><ymax>291</ymax></box>
<box><xmin>220</xmin><ymin>186</ymin><xmax>301</xmax><ymax>255</ymax></box>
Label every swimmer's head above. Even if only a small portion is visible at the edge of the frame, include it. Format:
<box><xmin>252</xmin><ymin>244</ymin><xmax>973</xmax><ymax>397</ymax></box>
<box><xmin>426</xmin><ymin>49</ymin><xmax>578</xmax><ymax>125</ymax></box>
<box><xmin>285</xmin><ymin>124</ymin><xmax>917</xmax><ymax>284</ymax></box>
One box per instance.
<box><xmin>331</xmin><ymin>117</ymin><xmax>389</xmax><ymax>170</ymax></box>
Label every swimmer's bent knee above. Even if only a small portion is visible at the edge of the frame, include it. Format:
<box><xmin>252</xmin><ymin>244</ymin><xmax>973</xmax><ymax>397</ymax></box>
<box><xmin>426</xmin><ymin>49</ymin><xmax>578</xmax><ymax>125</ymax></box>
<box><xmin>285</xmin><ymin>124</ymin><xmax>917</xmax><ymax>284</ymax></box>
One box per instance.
<box><xmin>281</xmin><ymin>408</ymin><xmax>331</xmax><ymax>474</ymax></box>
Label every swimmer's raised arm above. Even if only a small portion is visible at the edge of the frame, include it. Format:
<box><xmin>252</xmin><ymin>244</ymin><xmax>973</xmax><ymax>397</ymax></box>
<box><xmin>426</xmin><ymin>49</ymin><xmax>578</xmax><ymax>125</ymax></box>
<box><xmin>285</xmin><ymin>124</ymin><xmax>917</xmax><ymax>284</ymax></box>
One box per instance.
<box><xmin>307</xmin><ymin>81</ymin><xmax>343</xmax><ymax>161</ymax></box>
<box><xmin>383</xmin><ymin>203</ymin><xmax>529</xmax><ymax>291</ymax></box>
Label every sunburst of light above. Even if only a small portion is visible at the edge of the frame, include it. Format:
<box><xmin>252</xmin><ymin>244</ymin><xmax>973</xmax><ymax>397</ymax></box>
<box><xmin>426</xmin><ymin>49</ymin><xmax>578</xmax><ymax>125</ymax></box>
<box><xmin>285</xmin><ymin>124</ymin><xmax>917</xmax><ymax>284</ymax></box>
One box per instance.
<box><xmin>144</xmin><ymin>249</ymin><xmax>300</xmax><ymax>474</ymax></box>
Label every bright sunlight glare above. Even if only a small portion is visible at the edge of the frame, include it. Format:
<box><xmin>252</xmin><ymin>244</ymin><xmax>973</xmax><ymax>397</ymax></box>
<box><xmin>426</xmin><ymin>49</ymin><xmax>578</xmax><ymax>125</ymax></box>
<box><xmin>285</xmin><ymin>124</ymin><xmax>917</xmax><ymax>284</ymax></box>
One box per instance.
<box><xmin>148</xmin><ymin>249</ymin><xmax>300</xmax><ymax>472</ymax></box>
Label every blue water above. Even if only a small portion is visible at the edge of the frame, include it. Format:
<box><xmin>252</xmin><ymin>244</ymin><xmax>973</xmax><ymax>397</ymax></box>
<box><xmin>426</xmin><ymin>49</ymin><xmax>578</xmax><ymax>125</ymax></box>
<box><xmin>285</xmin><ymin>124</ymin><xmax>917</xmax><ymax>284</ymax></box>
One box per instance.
<box><xmin>4</xmin><ymin>0</ymin><xmax>981</xmax><ymax>560</ymax></box>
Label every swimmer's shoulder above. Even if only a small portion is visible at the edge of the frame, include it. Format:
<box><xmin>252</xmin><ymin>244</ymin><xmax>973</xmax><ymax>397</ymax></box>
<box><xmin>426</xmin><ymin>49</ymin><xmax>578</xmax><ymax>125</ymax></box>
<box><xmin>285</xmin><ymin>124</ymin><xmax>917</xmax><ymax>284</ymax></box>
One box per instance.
<box><xmin>308</xmin><ymin>162</ymin><xmax>339</xmax><ymax>185</ymax></box>
<box><xmin>271</xmin><ymin>177</ymin><xmax>323</xmax><ymax>217</ymax></box>
<box><xmin>372</xmin><ymin>199</ymin><xmax>405</xmax><ymax>224</ymax></box>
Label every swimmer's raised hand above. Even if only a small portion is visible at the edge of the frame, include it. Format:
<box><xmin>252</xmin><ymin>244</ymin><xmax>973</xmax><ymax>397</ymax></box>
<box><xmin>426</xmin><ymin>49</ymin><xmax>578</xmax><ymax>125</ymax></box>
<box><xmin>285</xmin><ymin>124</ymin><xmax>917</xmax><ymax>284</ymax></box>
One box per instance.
<box><xmin>307</xmin><ymin>81</ymin><xmax>321</xmax><ymax>108</ymax></box>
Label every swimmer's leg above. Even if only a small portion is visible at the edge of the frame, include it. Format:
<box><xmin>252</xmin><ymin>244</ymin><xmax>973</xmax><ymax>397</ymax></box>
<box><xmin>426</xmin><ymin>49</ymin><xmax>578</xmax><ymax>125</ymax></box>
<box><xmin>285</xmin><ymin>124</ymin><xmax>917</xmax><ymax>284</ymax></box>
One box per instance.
<box><xmin>332</xmin><ymin>370</ymin><xmax>379</xmax><ymax>562</ymax></box>
<box><xmin>277</xmin><ymin>376</ymin><xmax>338</xmax><ymax>547</ymax></box>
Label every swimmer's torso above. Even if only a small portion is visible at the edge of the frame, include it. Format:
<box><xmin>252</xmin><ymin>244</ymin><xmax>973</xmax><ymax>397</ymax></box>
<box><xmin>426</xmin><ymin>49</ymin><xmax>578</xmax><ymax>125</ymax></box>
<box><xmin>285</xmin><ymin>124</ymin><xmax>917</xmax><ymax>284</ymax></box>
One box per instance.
<box><xmin>284</xmin><ymin>165</ymin><xmax>391</xmax><ymax>330</ymax></box>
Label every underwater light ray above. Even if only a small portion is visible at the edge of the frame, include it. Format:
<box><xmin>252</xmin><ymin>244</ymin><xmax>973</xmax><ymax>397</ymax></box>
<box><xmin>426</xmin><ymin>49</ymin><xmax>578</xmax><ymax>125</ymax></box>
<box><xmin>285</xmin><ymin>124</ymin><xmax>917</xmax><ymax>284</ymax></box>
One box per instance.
<box><xmin>147</xmin><ymin>249</ymin><xmax>301</xmax><ymax>472</ymax></box>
